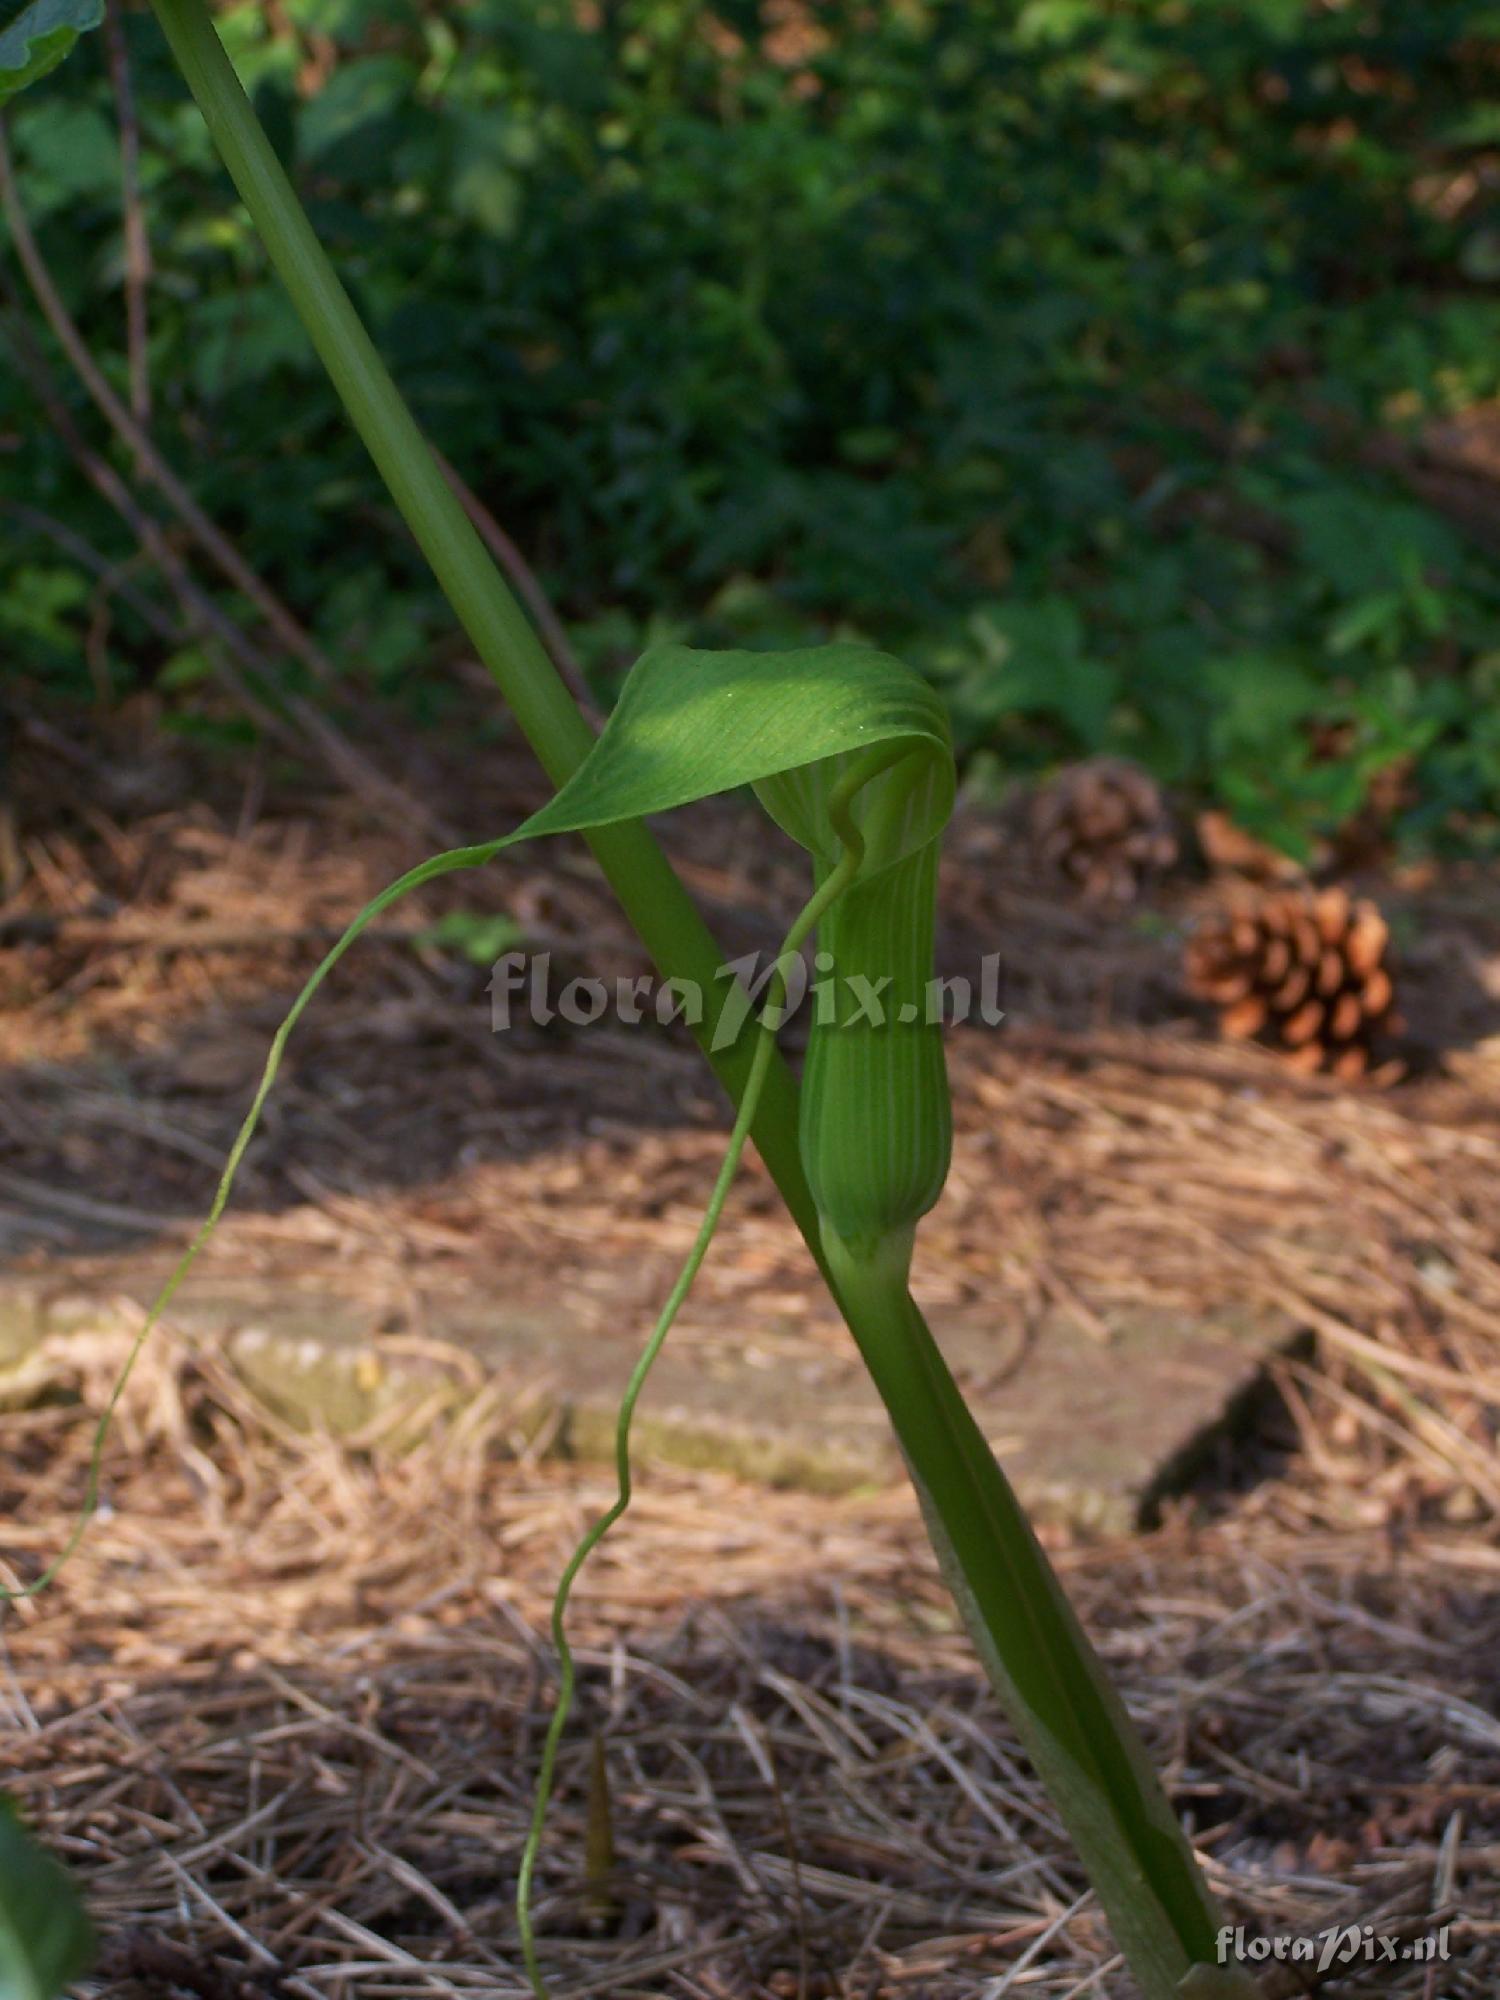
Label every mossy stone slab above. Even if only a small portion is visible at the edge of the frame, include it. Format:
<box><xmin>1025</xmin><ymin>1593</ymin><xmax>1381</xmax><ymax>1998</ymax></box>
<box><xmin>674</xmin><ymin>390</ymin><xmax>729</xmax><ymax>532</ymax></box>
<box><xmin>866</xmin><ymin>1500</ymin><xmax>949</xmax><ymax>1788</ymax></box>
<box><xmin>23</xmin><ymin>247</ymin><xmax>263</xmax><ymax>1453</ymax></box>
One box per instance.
<box><xmin>0</xmin><ymin>1274</ymin><xmax>1299</xmax><ymax>1530</ymax></box>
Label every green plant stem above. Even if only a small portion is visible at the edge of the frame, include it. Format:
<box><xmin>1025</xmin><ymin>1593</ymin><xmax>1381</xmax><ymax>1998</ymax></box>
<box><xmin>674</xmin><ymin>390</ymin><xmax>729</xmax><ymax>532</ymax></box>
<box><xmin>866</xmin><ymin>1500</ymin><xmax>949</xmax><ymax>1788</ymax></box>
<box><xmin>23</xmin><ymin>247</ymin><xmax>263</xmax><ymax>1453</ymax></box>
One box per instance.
<box><xmin>821</xmin><ymin>1230</ymin><xmax>1243</xmax><ymax>1998</ymax></box>
<box><xmin>146</xmin><ymin>0</ymin><xmax>824</xmax><ymax>1255</ymax></box>
<box><xmin>514</xmin><ymin>1008</ymin><xmax>780</xmax><ymax>1998</ymax></box>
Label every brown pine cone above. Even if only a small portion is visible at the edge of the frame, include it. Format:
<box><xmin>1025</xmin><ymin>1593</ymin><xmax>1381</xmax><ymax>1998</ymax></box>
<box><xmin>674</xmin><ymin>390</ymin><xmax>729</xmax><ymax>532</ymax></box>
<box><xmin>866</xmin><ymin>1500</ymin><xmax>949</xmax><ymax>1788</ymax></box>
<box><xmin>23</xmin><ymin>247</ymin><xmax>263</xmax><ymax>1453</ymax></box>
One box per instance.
<box><xmin>1028</xmin><ymin>758</ymin><xmax>1178</xmax><ymax>905</ymax></box>
<box><xmin>1184</xmin><ymin>885</ymin><xmax>1405</xmax><ymax>1083</ymax></box>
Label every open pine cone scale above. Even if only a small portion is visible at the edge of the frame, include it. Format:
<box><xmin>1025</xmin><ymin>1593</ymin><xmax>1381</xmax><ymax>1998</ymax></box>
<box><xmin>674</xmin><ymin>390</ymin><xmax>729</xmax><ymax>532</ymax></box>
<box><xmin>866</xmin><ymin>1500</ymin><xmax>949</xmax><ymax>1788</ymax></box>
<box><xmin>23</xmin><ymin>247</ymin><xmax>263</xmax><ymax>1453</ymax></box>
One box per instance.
<box><xmin>1185</xmin><ymin>886</ymin><xmax>1404</xmax><ymax>1083</ymax></box>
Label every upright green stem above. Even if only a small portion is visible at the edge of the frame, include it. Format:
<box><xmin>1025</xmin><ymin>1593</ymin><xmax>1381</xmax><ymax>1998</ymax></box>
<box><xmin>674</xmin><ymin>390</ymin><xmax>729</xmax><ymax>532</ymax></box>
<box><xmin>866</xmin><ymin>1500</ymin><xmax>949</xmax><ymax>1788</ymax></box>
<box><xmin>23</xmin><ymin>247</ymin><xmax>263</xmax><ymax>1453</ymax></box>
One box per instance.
<box><xmin>147</xmin><ymin>0</ymin><xmax>825</xmax><ymax>1253</ymax></box>
<box><xmin>822</xmin><ymin>1231</ymin><xmax>1231</xmax><ymax>1997</ymax></box>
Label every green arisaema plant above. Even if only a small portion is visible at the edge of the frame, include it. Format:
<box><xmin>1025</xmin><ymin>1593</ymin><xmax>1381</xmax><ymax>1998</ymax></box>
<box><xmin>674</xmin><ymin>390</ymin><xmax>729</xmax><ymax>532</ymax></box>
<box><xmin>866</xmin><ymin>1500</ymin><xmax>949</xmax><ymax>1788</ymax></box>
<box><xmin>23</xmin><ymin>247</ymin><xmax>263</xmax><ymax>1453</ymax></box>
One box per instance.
<box><xmin>0</xmin><ymin>11</ymin><xmax>1263</xmax><ymax>1998</ymax></box>
<box><xmin>1</xmin><ymin>656</ymin><xmax>1255</xmax><ymax>2000</ymax></box>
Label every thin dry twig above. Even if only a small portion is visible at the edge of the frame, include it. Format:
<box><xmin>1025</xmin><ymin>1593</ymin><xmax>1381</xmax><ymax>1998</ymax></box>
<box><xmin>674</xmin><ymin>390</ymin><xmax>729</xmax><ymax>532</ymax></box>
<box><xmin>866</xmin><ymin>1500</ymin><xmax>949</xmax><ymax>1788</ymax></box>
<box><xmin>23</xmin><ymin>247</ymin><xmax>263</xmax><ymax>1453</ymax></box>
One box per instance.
<box><xmin>0</xmin><ymin>117</ymin><xmax>336</xmax><ymax>689</ymax></box>
<box><xmin>102</xmin><ymin>0</ymin><xmax>152</xmax><ymax>431</ymax></box>
<box><xmin>432</xmin><ymin>445</ymin><xmax>600</xmax><ymax>729</ymax></box>
<box><xmin>0</xmin><ymin>298</ymin><xmax>297</xmax><ymax>742</ymax></box>
<box><xmin>0</xmin><ymin>123</ymin><xmax>443</xmax><ymax>839</ymax></box>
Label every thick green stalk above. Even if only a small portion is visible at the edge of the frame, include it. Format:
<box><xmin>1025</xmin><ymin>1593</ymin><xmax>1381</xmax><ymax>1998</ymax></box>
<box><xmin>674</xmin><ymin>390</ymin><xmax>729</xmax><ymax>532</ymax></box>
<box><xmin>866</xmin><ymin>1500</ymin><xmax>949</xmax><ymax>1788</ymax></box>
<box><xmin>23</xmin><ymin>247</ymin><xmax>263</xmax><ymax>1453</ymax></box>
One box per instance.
<box><xmin>822</xmin><ymin>1232</ymin><xmax>1236</xmax><ymax>1997</ymax></box>
<box><xmin>146</xmin><ymin>0</ymin><xmax>824</xmax><ymax>1252</ymax></box>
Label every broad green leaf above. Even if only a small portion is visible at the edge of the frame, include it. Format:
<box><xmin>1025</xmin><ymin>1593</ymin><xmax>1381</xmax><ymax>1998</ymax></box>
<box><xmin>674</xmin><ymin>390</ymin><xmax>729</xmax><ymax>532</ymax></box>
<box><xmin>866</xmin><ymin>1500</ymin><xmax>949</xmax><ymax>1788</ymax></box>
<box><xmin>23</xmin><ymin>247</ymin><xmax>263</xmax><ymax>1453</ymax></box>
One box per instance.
<box><xmin>189</xmin><ymin>285</ymin><xmax>310</xmax><ymax>397</ymax></box>
<box><xmin>0</xmin><ymin>0</ymin><xmax>101</xmax><ymax>103</ymax></box>
<box><xmin>947</xmin><ymin>600</ymin><xmax>1118</xmax><ymax>752</ymax></box>
<box><xmin>0</xmin><ymin>1797</ymin><xmax>94</xmax><ymax>2000</ymax></box>
<box><xmin>1014</xmin><ymin>0</ymin><xmax>1096</xmax><ymax>48</ymax></box>
<box><xmin>518</xmin><ymin>641</ymin><xmax>953</xmax><ymax>852</ymax></box>
<box><xmin>1284</xmin><ymin>491</ymin><xmax>1460</xmax><ymax>604</ymax></box>
<box><xmin>449</xmin><ymin>108</ymin><xmax>530</xmax><ymax>239</ymax></box>
<box><xmin>3</xmin><ymin>101</ymin><xmax>118</xmax><ymax>212</ymax></box>
<box><xmin>294</xmin><ymin>53</ymin><xmax>414</xmax><ymax>162</ymax></box>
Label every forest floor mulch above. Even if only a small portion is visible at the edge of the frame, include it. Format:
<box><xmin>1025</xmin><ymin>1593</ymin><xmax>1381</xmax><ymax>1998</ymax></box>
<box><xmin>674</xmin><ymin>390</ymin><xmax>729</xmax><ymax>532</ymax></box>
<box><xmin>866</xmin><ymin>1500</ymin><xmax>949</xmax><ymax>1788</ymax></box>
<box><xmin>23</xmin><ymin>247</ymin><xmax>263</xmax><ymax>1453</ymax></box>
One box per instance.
<box><xmin>3</xmin><ymin>1339</ymin><xmax>1499</xmax><ymax>2000</ymax></box>
<box><xmin>3</xmin><ymin>703</ymin><xmax>1500</xmax><ymax>1994</ymax></box>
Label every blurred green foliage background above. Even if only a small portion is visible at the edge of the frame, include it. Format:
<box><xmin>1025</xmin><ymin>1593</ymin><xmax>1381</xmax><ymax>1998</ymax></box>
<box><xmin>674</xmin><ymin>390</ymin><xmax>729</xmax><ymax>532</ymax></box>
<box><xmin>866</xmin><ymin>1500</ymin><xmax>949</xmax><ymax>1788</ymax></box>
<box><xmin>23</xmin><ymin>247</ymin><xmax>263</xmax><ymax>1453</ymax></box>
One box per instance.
<box><xmin>5</xmin><ymin>0</ymin><xmax>1500</xmax><ymax>858</ymax></box>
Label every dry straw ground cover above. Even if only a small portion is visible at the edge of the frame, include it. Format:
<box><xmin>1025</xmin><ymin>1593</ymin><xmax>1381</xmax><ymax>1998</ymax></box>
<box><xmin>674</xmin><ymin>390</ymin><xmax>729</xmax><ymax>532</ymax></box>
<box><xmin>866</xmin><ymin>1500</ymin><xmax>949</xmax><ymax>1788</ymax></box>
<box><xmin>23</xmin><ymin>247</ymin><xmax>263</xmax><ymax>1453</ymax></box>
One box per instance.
<box><xmin>4</xmin><ymin>736</ymin><xmax>1500</xmax><ymax>1993</ymax></box>
<box><xmin>1</xmin><ymin>1329</ymin><xmax>1498</xmax><ymax>2000</ymax></box>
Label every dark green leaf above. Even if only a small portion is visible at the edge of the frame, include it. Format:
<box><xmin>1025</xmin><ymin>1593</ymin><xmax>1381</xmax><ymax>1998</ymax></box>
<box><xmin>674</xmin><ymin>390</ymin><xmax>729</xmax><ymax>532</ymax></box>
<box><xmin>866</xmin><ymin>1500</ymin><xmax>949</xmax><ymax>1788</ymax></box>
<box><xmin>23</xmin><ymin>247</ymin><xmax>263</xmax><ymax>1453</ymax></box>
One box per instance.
<box><xmin>0</xmin><ymin>0</ymin><xmax>102</xmax><ymax>103</ymax></box>
<box><xmin>0</xmin><ymin>1797</ymin><xmax>94</xmax><ymax>2000</ymax></box>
